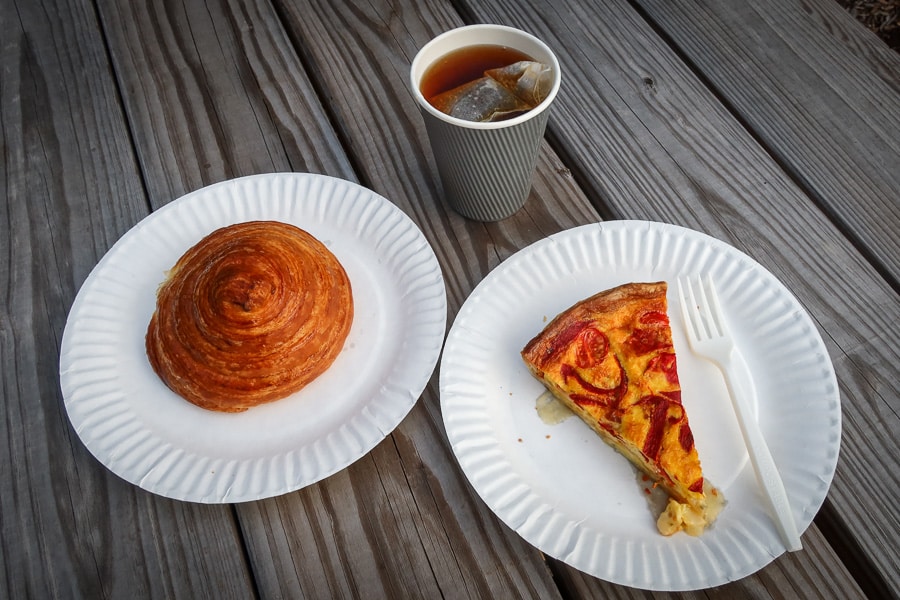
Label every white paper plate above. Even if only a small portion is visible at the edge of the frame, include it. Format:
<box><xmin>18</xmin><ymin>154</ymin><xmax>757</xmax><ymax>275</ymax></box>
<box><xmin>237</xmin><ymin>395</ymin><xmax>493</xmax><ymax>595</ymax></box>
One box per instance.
<box><xmin>60</xmin><ymin>173</ymin><xmax>447</xmax><ymax>503</ymax></box>
<box><xmin>439</xmin><ymin>221</ymin><xmax>840</xmax><ymax>591</ymax></box>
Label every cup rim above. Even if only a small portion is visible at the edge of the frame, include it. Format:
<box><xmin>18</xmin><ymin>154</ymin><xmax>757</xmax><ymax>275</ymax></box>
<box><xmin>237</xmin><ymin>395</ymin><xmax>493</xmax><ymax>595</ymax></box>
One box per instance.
<box><xmin>410</xmin><ymin>24</ymin><xmax>561</xmax><ymax>130</ymax></box>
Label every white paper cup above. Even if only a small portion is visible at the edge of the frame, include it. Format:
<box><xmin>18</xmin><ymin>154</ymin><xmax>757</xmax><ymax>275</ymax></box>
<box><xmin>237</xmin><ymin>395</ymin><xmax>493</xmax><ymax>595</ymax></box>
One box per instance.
<box><xmin>411</xmin><ymin>25</ymin><xmax>561</xmax><ymax>221</ymax></box>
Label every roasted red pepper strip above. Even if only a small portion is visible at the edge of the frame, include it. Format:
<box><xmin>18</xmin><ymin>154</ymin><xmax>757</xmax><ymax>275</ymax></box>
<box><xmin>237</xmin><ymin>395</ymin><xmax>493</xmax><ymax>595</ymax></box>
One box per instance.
<box><xmin>538</xmin><ymin>320</ymin><xmax>591</xmax><ymax>368</ymax></box>
<box><xmin>640</xmin><ymin>310</ymin><xmax>669</xmax><ymax>325</ymax></box>
<box><xmin>641</xmin><ymin>395</ymin><xmax>670</xmax><ymax>460</ymax></box>
<box><xmin>626</xmin><ymin>311</ymin><xmax>672</xmax><ymax>355</ymax></box>
<box><xmin>679</xmin><ymin>422</ymin><xmax>695</xmax><ymax>452</ymax></box>
<box><xmin>647</xmin><ymin>352</ymin><xmax>679</xmax><ymax>385</ymax></box>
<box><xmin>562</xmin><ymin>357</ymin><xmax>628</xmax><ymax>411</ymax></box>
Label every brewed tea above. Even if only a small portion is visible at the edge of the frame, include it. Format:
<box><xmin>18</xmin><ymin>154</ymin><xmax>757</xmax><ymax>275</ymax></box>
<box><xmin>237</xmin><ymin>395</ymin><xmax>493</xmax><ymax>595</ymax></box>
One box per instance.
<box><xmin>420</xmin><ymin>44</ymin><xmax>534</xmax><ymax>103</ymax></box>
<box><xmin>421</xmin><ymin>45</ymin><xmax>553</xmax><ymax>122</ymax></box>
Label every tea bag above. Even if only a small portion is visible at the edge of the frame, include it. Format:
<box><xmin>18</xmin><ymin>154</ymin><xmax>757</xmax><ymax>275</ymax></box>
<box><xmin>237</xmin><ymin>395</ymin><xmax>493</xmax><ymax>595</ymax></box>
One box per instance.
<box><xmin>430</xmin><ymin>77</ymin><xmax>532</xmax><ymax>122</ymax></box>
<box><xmin>429</xmin><ymin>61</ymin><xmax>553</xmax><ymax>122</ymax></box>
<box><xmin>485</xmin><ymin>61</ymin><xmax>554</xmax><ymax>107</ymax></box>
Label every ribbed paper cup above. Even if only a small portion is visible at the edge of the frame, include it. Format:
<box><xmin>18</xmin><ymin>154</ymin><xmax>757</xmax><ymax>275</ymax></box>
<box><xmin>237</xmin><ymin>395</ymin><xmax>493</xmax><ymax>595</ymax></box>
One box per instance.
<box><xmin>411</xmin><ymin>25</ymin><xmax>561</xmax><ymax>221</ymax></box>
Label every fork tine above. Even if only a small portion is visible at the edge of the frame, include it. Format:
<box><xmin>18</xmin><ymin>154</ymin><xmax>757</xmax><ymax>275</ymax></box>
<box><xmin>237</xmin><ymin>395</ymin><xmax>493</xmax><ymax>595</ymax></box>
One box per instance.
<box><xmin>695</xmin><ymin>276</ymin><xmax>719</xmax><ymax>338</ymax></box>
<box><xmin>705</xmin><ymin>274</ymin><xmax>727</xmax><ymax>337</ymax></box>
<box><xmin>677</xmin><ymin>278</ymin><xmax>699</xmax><ymax>341</ymax></box>
<box><xmin>682</xmin><ymin>276</ymin><xmax>709</xmax><ymax>340</ymax></box>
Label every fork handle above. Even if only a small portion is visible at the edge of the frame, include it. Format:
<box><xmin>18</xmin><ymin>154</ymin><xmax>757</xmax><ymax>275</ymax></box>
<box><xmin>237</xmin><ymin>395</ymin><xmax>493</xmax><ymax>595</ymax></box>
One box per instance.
<box><xmin>720</xmin><ymin>352</ymin><xmax>803</xmax><ymax>552</ymax></box>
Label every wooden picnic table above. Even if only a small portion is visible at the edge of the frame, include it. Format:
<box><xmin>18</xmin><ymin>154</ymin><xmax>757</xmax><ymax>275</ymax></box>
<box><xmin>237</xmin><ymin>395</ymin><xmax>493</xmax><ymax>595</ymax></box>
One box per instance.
<box><xmin>3</xmin><ymin>0</ymin><xmax>898</xmax><ymax>597</ymax></box>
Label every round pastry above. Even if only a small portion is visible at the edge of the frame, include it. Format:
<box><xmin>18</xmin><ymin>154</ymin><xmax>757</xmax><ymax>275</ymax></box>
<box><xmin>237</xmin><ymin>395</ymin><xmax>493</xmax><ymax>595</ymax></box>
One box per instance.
<box><xmin>146</xmin><ymin>220</ymin><xmax>353</xmax><ymax>412</ymax></box>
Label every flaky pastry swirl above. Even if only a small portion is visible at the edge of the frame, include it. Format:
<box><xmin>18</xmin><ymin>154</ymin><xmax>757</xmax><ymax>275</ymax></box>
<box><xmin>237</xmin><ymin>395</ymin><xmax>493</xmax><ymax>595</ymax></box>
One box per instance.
<box><xmin>146</xmin><ymin>220</ymin><xmax>353</xmax><ymax>412</ymax></box>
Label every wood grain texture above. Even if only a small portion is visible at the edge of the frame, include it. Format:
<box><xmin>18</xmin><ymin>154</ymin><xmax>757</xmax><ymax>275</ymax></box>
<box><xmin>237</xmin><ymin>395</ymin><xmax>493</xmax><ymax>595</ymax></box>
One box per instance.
<box><xmin>633</xmin><ymin>0</ymin><xmax>900</xmax><ymax>288</ymax></box>
<box><xmin>4</xmin><ymin>0</ymin><xmax>894</xmax><ymax>596</ymax></box>
<box><xmin>94</xmin><ymin>0</ymin><xmax>357</xmax><ymax>205</ymax></box>
<box><xmin>86</xmin><ymin>0</ymin><xmax>586</xmax><ymax>596</ymax></box>
<box><xmin>1</xmin><ymin>0</ymin><xmax>255</xmax><ymax>598</ymax></box>
<box><xmin>272</xmin><ymin>0</ymin><xmax>870</xmax><ymax>597</ymax></box>
<box><xmin>463</xmin><ymin>0</ymin><xmax>899</xmax><ymax>595</ymax></box>
<box><xmin>239</xmin><ymin>403</ymin><xmax>566</xmax><ymax>599</ymax></box>
<box><xmin>240</xmin><ymin>0</ymin><xmax>597</xmax><ymax>597</ymax></box>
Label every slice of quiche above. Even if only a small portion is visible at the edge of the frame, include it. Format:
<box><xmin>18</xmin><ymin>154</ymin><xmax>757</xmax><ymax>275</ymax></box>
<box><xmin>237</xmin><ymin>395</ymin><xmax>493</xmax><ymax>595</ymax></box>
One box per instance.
<box><xmin>521</xmin><ymin>281</ymin><xmax>723</xmax><ymax>536</ymax></box>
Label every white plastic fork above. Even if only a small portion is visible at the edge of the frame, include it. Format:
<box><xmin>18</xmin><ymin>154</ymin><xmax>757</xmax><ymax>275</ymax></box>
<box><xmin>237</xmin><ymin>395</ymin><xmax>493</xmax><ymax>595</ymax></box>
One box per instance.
<box><xmin>678</xmin><ymin>275</ymin><xmax>803</xmax><ymax>552</ymax></box>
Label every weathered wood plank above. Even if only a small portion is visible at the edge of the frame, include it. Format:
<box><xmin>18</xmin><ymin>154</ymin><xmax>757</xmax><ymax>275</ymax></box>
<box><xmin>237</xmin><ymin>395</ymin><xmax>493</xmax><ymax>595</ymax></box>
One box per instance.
<box><xmin>273</xmin><ymin>0</ymin><xmax>870</xmax><ymax>597</ymax></box>
<box><xmin>463</xmin><ymin>0</ymin><xmax>896</xmax><ymax>595</ymax></box>
<box><xmin>9</xmin><ymin>0</ymin><xmax>889</xmax><ymax>596</ymax></box>
<box><xmin>90</xmin><ymin>0</ymin><xmax>583</xmax><ymax>596</ymax></box>
<box><xmin>0</xmin><ymin>0</ymin><xmax>255</xmax><ymax>597</ymax></box>
<box><xmin>635</xmin><ymin>0</ymin><xmax>900</xmax><ymax>287</ymax></box>
<box><xmin>95</xmin><ymin>0</ymin><xmax>357</xmax><ymax>204</ymax></box>
<box><xmin>239</xmin><ymin>0</ymin><xmax>599</xmax><ymax>596</ymax></box>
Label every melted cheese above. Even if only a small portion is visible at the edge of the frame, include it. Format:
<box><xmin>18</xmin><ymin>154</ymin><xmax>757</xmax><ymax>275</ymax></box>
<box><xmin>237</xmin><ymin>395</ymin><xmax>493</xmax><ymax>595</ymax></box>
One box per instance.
<box><xmin>656</xmin><ymin>481</ymin><xmax>725</xmax><ymax>536</ymax></box>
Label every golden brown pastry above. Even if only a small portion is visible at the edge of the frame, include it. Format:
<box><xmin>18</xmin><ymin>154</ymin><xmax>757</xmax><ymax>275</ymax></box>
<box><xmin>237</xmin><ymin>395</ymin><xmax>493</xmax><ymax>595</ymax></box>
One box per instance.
<box><xmin>146</xmin><ymin>220</ymin><xmax>353</xmax><ymax>412</ymax></box>
<box><xmin>521</xmin><ymin>282</ymin><xmax>722</xmax><ymax>535</ymax></box>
